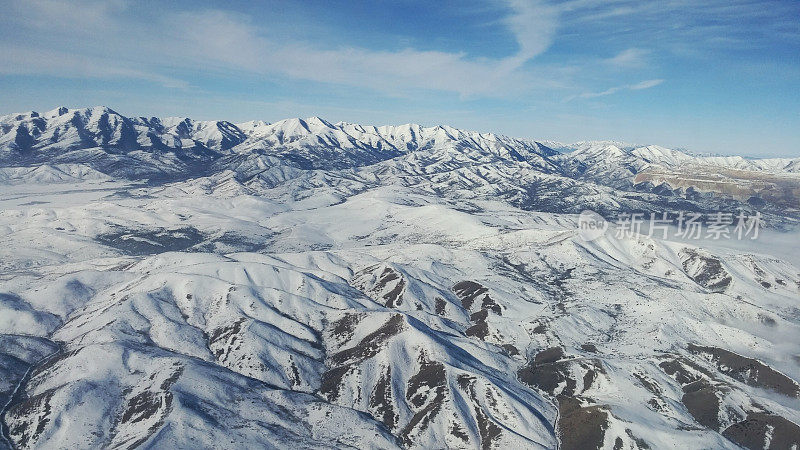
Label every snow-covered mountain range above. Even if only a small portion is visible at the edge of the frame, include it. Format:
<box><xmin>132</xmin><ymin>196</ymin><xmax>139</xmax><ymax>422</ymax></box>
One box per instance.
<box><xmin>3</xmin><ymin>106</ymin><xmax>798</xmax><ymax>214</ymax></box>
<box><xmin>1</xmin><ymin>106</ymin><xmax>799</xmax><ymax>449</ymax></box>
<box><xmin>4</xmin><ymin>107</ymin><xmax>799</xmax><ymax>176</ymax></box>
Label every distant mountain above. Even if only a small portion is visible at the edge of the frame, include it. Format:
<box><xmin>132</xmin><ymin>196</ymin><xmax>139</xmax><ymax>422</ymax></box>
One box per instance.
<box><xmin>1</xmin><ymin>106</ymin><xmax>799</xmax><ymax>214</ymax></box>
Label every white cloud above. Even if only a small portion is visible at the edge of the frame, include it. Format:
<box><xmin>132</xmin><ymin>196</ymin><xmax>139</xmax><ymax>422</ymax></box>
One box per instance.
<box><xmin>0</xmin><ymin>0</ymin><xmax>562</xmax><ymax>97</ymax></box>
<box><xmin>8</xmin><ymin>0</ymin><xmax>127</xmax><ymax>34</ymax></box>
<box><xmin>500</xmin><ymin>0</ymin><xmax>559</xmax><ymax>69</ymax></box>
<box><xmin>605</xmin><ymin>48</ymin><xmax>650</xmax><ymax>68</ymax></box>
<box><xmin>0</xmin><ymin>44</ymin><xmax>189</xmax><ymax>88</ymax></box>
<box><xmin>567</xmin><ymin>78</ymin><xmax>663</xmax><ymax>101</ymax></box>
<box><xmin>163</xmin><ymin>2</ymin><xmax>567</xmax><ymax>97</ymax></box>
<box><xmin>629</xmin><ymin>79</ymin><xmax>664</xmax><ymax>90</ymax></box>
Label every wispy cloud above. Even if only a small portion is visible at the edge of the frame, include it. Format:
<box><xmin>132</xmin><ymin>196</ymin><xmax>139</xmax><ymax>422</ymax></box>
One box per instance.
<box><xmin>557</xmin><ymin>0</ymin><xmax>800</xmax><ymax>52</ymax></box>
<box><xmin>629</xmin><ymin>79</ymin><xmax>663</xmax><ymax>90</ymax></box>
<box><xmin>566</xmin><ymin>78</ymin><xmax>663</xmax><ymax>101</ymax></box>
<box><xmin>604</xmin><ymin>48</ymin><xmax>650</xmax><ymax>68</ymax></box>
<box><xmin>0</xmin><ymin>0</ymin><xmax>564</xmax><ymax>97</ymax></box>
<box><xmin>499</xmin><ymin>0</ymin><xmax>559</xmax><ymax>69</ymax></box>
<box><xmin>0</xmin><ymin>44</ymin><xmax>190</xmax><ymax>88</ymax></box>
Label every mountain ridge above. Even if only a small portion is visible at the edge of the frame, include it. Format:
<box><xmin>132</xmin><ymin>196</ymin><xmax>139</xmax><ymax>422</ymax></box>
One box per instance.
<box><xmin>4</xmin><ymin>106</ymin><xmax>798</xmax><ymax>168</ymax></box>
<box><xmin>2</xmin><ymin>106</ymin><xmax>799</xmax><ymax>216</ymax></box>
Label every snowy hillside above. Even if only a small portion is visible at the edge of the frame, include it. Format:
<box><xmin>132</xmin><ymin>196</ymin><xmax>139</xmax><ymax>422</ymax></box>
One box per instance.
<box><xmin>1</xmin><ymin>107</ymin><xmax>799</xmax><ymax>449</ymax></box>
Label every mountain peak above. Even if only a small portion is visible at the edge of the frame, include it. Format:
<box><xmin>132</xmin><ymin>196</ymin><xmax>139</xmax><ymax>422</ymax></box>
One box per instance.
<box><xmin>44</xmin><ymin>106</ymin><xmax>71</xmax><ymax>118</ymax></box>
<box><xmin>305</xmin><ymin>116</ymin><xmax>334</xmax><ymax>128</ymax></box>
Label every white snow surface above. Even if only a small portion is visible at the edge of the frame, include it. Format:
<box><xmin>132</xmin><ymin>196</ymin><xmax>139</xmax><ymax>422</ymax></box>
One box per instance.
<box><xmin>0</xmin><ymin>107</ymin><xmax>799</xmax><ymax>449</ymax></box>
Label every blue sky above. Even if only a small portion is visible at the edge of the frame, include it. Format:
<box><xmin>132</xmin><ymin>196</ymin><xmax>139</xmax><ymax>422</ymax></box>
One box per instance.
<box><xmin>0</xmin><ymin>0</ymin><xmax>798</xmax><ymax>156</ymax></box>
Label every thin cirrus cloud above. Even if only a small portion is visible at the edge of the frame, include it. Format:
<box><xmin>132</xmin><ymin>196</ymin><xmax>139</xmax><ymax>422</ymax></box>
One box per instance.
<box><xmin>172</xmin><ymin>0</ymin><xmax>565</xmax><ymax>97</ymax></box>
<box><xmin>0</xmin><ymin>44</ymin><xmax>190</xmax><ymax>89</ymax></box>
<box><xmin>171</xmin><ymin>10</ymin><xmax>536</xmax><ymax>97</ymax></box>
<box><xmin>566</xmin><ymin>79</ymin><xmax>664</xmax><ymax>101</ymax></box>
<box><xmin>604</xmin><ymin>48</ymin><xmax>650</xmax><ymax>68</ymax></box>
<box><xmin>0</xmin><ymin>0</ymin><xmax>564</xmax><ymax>98</ymax></box>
